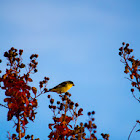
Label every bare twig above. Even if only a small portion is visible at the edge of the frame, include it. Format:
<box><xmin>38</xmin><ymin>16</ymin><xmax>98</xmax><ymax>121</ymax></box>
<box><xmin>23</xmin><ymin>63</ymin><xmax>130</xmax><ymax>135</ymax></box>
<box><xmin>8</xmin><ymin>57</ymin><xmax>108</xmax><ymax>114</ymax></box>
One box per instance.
<box><xmin>125</xmin><ymin>77</ymin><xmax>133</xmax><ymax>82</ymax></box>
<box><xmin>128</xmin><ymin>121</ymin><xmax>138</xmax><ymax>140</ymax></box>
<box><xmin>18</xmin><ymin>115</ymin><xmax>21</xmax><ymax>140</ymax></box>
<box><xmin>36</xmin><ymin>90</ymin><xmax>44</xmax><ymax>98</ymax></box>
<box><xmin>7</xmin><ymin>131</ymin><xmax>11</xmax><ymax>140</ymax></box>
<box><xmin>131</xmin><ymin>92</ymin><xmax>140</xmax><ymax>102</ymax></box>
<box><xmin>0</xmin><ymin>103</ymin><xmax>8</xmax><ymax>108</ymax></box>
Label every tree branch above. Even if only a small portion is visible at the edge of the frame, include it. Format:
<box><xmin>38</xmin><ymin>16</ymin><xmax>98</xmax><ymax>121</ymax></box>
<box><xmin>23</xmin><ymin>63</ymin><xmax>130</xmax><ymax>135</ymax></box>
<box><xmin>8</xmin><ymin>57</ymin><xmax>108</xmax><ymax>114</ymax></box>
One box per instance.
<box><xmin>128</xmin><ymin>121</ymin><xmax>138</xmax><ymax>140</ymax></box>
<box><xmin>0</xmin><ymin>103</ymin><xmax>8</xmax><ymax>108</ymax></box>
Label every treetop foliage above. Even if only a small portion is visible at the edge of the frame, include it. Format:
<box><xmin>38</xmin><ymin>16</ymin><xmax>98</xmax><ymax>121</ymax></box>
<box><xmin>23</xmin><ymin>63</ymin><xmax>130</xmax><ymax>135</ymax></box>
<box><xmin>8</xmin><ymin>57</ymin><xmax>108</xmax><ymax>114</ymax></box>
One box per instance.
<box><xmin>119</xmin><ymin>42</ymin><xmax>140</xmax><ymax>139</ymax></box>
<box><xmin>0</xmin><ymin>47</ymin><xmax>110</xmax><ymax>139</ymax></box>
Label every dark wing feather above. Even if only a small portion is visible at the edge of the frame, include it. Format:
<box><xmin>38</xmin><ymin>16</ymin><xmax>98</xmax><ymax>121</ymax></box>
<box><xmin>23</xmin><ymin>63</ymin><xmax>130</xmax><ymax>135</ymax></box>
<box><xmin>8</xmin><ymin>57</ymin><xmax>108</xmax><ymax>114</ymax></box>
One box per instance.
<box><xmin>49</xmin><ymin>81</ymin><xmax>67</xmax><ymax>90</ymax></box>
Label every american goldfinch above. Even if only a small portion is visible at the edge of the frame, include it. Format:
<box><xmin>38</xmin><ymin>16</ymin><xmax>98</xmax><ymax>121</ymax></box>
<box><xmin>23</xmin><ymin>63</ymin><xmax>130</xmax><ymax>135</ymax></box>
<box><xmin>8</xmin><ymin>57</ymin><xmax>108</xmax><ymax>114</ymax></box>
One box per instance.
<box><xmin>49</xmin><ymin>81</ymin><xmax>75</xmax><ymax>94</ymax></box>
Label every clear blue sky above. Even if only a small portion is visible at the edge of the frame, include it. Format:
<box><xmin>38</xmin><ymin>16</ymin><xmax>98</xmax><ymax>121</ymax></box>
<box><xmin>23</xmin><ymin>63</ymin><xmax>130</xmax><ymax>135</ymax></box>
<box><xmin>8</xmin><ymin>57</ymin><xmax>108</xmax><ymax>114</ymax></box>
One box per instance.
<box><xmin>0</xmin><ymin>0</ymin><xmax>140</xmax><ymax>139</ymax></box>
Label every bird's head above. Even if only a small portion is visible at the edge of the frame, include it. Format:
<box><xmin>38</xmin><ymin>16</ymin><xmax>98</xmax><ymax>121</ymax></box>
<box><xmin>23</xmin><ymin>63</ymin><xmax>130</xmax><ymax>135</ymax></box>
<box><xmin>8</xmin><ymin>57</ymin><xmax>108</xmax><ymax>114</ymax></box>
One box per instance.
<box><xmin>67</xmin><ymin>81</ymin><xmax>75</xmax><ymax>86</ymax></box>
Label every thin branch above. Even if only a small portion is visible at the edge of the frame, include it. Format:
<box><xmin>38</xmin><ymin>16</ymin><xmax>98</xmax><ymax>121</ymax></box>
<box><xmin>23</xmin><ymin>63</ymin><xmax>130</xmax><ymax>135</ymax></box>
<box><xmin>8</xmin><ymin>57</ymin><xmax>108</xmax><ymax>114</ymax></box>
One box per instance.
<box><xmin>74</xmin><ymin>108</ymin><xmax>78</xmax><ymax>128</ymax></box>
<box><xmin>125</xmin><ymin>77</ymin><xmax>133</xmax><ymax>82</ymax></box>
<box><xmin>36</xmin><ymin>90</ymin><xmax>44</xmax><ymax>98</ymax></box>
<box><xmin>132</xmin><ymin>92</ymin><xmax>140</xmax><ymax>102</ymax></box>
<box><xmin>18</xmin><ymin>115</ymin><xmax>21</xmax><ymax>140</ymax></box>
<box><xmin>7</xmin><ymin>131</ymin><xmax>11</xmax><ymax>140</ymax></box>
<box><xmin>120</xmin><ymin>59</ymin><xmax>125</xmax><ymax>63</ymax></box>
<box><xmin>0</xmin><ymin>103</ymin><xmax>8</xmax><ymax>108</ymax></box>
<box><xmin>128</xmin><ymin>121</ymin><xmax>138</xmax><ymax>140</ymax></box>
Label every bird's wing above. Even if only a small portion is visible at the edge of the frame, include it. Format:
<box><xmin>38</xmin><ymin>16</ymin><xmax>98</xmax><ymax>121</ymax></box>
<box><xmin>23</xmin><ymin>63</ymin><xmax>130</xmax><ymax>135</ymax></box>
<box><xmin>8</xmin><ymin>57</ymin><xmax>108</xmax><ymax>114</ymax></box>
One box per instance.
<box><xmin>50</xmin><ymin>81</ymin><xmax>67</xmax><ymax>90</ymax></box>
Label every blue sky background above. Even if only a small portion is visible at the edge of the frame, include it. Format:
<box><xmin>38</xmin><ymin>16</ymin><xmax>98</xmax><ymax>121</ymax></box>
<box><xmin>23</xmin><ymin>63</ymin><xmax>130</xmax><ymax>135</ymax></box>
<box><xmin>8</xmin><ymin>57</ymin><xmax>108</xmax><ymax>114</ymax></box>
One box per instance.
<box><xmin>0</xmin><ymin>0</ymin><xmax>140</xmax><ymax>139</ymax></box>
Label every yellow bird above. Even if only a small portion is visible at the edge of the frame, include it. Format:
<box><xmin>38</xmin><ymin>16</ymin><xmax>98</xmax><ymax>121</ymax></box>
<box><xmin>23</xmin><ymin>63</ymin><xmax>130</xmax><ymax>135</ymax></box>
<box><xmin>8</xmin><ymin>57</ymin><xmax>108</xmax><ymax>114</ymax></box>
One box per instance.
<box><xmin>49</xmin><ymin>81</ymin><xmax>75</xmax><ymax>94</ymax></box>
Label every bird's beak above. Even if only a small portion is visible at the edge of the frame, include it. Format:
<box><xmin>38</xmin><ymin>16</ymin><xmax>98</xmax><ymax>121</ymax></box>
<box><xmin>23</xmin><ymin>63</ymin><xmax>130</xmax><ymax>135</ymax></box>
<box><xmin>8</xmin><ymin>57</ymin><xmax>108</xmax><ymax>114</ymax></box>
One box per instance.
<box><xmin>73</xmin><ymin>84</ymin><xmax>75</xmax><ymax>86</ymax></box>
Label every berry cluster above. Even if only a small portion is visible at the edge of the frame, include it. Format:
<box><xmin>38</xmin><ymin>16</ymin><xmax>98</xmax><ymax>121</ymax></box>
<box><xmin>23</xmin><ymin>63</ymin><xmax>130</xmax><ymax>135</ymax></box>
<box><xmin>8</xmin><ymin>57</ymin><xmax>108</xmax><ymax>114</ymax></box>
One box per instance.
<box><xmin>119</xmin><ymin>42</ymin><xmax>140</xmax><ymax>102</ymax></box>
